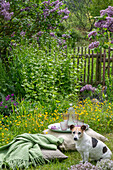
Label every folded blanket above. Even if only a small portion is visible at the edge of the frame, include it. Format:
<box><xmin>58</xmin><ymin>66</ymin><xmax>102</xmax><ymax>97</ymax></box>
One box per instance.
<box><xmin>0</xmin><ymin>133</ymin><xmax>64</xmax><ymax>169</ymax></box>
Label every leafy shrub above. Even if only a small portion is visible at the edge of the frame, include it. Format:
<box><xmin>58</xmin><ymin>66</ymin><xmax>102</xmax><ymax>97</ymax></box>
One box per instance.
<box><xmin>9</xmin><ymin>38</ymin><xmax>80</xmax><ymax>103</ymax></box>
<box><xmin>105</xmin><ymin>75</ymin><xmax>113</xmax><ymax>102</ymax></box>
<box><xmin>70</xmin><ymin>29</ymin><xmax>84</xmax><ymax>42</ymax></box>
<box><xmin>0</xmin><ymin>58</ymin><xmax>14</xmax><ymax>97</ymax></box>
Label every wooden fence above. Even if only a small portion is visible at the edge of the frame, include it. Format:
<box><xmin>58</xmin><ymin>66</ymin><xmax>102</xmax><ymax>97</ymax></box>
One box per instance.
<box><xmin>70</xmin><ymin>46</ymin><xmax>113</xmax><ymax>85</ymax></box>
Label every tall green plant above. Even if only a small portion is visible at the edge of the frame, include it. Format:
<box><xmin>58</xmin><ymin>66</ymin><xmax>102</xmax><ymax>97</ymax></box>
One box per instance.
<box><xmin>9</xmin><ymin>37</ymin><xmax>81</xmax><ymax>103</ymax></box>
<box><xmin>0</xmin><ymin>58</ymin><xmax>14</xmax><ymax>99</ymax></box>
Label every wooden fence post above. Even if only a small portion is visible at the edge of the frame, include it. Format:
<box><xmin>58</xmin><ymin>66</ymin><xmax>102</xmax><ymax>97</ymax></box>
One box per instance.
<box><xmin>103</xmin><ymin>49</ymin><xmax>106</xmax><ymax>86</ymax></box>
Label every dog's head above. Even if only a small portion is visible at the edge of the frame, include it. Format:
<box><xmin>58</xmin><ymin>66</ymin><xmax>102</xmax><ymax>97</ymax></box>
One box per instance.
<box><xmin>70</xmin><ymin>125</ymin><xmax>86</xmax><ymax>141</ymax></box>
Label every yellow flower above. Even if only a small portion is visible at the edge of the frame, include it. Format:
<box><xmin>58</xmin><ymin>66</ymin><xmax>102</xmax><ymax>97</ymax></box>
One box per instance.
<box><xmin>45</xmin><ymin>132</ymin><xmax>48</xmax><ymax>134</ymax></box>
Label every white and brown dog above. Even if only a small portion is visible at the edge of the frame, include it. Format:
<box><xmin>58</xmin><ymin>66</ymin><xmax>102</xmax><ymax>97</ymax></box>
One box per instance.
<box><xmin>70</xmin><ymin>125</ymin><xmax>112</xmax><ymax>163</ymax></box>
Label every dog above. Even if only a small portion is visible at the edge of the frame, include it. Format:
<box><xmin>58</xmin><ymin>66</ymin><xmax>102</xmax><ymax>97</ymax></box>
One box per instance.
<box><xmin>70</xmin><ymin>125</ymin><xmax>112</xmax><ymax>163</ymax></box>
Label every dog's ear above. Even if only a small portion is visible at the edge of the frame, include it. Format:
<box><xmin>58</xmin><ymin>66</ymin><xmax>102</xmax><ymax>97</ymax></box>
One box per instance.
<box><xmin>81</xmin><ymin>125</ymin><xmax>86</xmax><ymax>131</ymax></box>
<box><xmin>70</xmin><ymin>125</ymin><xmax>75</xmax><ymax>130</ymax></box>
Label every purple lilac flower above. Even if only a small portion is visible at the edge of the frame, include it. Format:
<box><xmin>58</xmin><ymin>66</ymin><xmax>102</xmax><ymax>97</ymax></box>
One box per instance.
<box><xmin>11</xmin><ymin>32</ymin><xmax>15</xmax><ymax>37</ymax></box>
<box><xmin>109</xmin><ymin>24</ymin><xmax>113</xmax><ymax>32</ymax></box>
<box><xmin>11</xmin><ymin>93</ymin><xmax>14</xmax><ymax>96</ymax></box>
<box><xmin>0</xmin><ymin>101</ymin><xmax>3</xmax><ymax>105</ymax></box>
<box><xmin>37</xmin><ymin>31</ymin><xmax>43</xmax><ymax>36</ymax></box>
<box><xmin>89</xmin><ymin>41</ymin><xmax>99</xmax><ymax>49</ymax></box>
<box><xmin>63</xmin><ymin>40</ymin><xmax>66</xmax><ymax>43</ymax></box>
<box><xmin>50</xmin><ymin>32</ymin><xmax>55</xmax><ymax>37</ymax></box>
<box><xmin>50</xmin><ymin>7</ymin><xmax>58</xmax><ymax>13</ymax></box>
<box><xmin>64</xmin><ymin>8</ymin><xmax>70</xmax><ymax>14</ymax></box>
<box><xmin>42</xmin><ymin>1</ymin><xmax>49</xmax><ymax>5</ymax></box>
<box><xmin>93</xmin><ymin>41</ymin><xmax>100</xmax><ymax>48</ymax></box>
<box><xmin>62</xmin><ymin>34</ymin><xmax>66</xmax><ymax>37</ymax></box>
<box><xmin>100</xmin><ymin>6</ymin><xmax>113</xmax><ymax>17</ymax></box>
<box><xmin>89</xmin><ymin>42</ymin><xmax>94</xmax><ymax>49</ymax></box>
<box><xmin>64</xmin><ymin>45</ymin><xmax>67</xmax><ymax>49</ymax></box>
<box><xmin>62</xmin><ymin>16</ymin><xmax>69</xmax><ymax>20</ymax></box>
<box><xmin>94</xmin><ymin>20</ymin><xmax>106</xmax><ymax>28</ymax></box>
<box><xmin>1</xmin><ymin>1</ymin><xmax>10</xmax><ymax>11</ymax></box>
<box><xmin>80</xmin><ymin>84</ymin><xmax>96</xmax><ymax>93</ymax></box>
<box><xmin>51</xmin><ymin>126</ymin><xmax>57</xmax><ymax>130</ymax></box>
<box><xmin>20</xmin><ymin>31</ymin><xmax>26</xmax><ymax>36</ymax></box>
<box><xmin>14</xmin><ymin>103</ymin><xmax>17</xmax><ymax>106</ymax></box>
<box><xmin>5</xmin><ymin>106</ymin><xmax>8</xmax><ymax>108</ymax></box>
<box><xmin>55</xmin><ymin>2</ymin><xmax>63</xmax><ymax>7</ymax></box>
<box><xmin>0</xmin><ymin>1</ymin><xmax>13</xmax><ymax>21</ymax></box>
<box><xmin>111</xmin><ymin>39</ymin><xmax>113</xmax><ymax>44</ymax></box>
<box><xmin>20</xmin><ymin>8</ymin><xmax>25</xmax><ymax>12</ymax></box>
<box><xmin>58</xmin><ymin>40</ymin><xmax>62</xmax><ymax>45</ymax></box>
<box><xmin>5</xmin><ymin>95</ymin><xmax>10</xmax><ymax>101</ymax></box>
<box><xmin>88</xmin><ymin>31</ymin><xmax>97</xmax><ymax>38</ymax></box>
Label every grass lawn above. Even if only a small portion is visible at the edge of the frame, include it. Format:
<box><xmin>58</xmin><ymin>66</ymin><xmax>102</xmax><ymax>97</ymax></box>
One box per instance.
<box><xmin>27</xmin><ymin>131</ymin><xmax>113</xmax><ymax>170</ymax></box>
<box><xmin>1</xmin><ymin>99</ymin><xmax>113</xmax><ymax>169</ymax></box>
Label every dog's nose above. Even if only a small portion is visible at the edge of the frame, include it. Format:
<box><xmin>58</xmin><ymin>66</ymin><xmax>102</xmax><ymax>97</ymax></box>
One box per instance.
<box><xmin>74</xmin><ymin>137</ymin><xmax>78</xmax><ymax>141</ymax></box>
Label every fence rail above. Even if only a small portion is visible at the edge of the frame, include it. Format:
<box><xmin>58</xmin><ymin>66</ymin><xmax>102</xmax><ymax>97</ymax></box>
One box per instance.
<box><xmin>71</xmin><ymin>46</ymin><xmax>113</xmax><ymax>85</ymax></box>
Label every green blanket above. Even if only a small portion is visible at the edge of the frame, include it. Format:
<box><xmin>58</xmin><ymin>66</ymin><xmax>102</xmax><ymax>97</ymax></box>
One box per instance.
<box><xmin>0</xmin><ymin>133</ymin><xmax>64</xmax><ymax>169</ymax></box>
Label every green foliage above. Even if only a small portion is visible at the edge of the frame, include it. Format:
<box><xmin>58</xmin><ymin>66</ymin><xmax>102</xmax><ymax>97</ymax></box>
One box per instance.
<box><xmin>0</xmin><ymin>58</ymin><xmax>14</xmax><ymax>98</ymax></box>
<box><xmin>90</xmin><ymin>0</ymin><xmax>113</xmax><ymax>17</ymax></box>
<box><xmin>105</xmin><ymin>75</ymin><xmax>113</xmax><ymax>102</ymax></box>
<box><xmin>64</xmin><ymin>0</ymin><xmax>93</xmax><ymax>30</ymax></box>
<box><xmin>9</xmin><ymin>37</ymin><xmax>80</xmax><ymax>103</ymax></box>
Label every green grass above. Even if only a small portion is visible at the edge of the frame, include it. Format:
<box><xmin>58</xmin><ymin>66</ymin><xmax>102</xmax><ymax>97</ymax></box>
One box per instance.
<box><xmin>1</xmin><ymin>98</ymin><xmax>113</xmax><ymax>169</ymax></box>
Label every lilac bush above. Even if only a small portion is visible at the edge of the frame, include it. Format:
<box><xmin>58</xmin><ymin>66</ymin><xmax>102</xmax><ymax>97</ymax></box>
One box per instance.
<box><xmin>0</xmin><ymin>0</ymin><xmax>13</xmax><ymax>21</ymax></box>
<box><xmin>0</xmin><ymin>0</ymin><xmax>70</xmax><ymax>51</ymax></box>
<box><xmin>0</xmin><ymin>94</ymin><xmax>18</xmax><ymax>116</ymax></box>
<box><xmin>88</xmin><ymin>6</ymin><xmax>113</xmax><ymax>50</ymax></box>
<box><xmin>80</xmin><ymin>84</ymin><xmax>96</xmax><ymax>100</ymax></box>
<box><xmin>80</xmin><ymin>84</ymin><xmax>96</xmax><ymax>93</ymax></box>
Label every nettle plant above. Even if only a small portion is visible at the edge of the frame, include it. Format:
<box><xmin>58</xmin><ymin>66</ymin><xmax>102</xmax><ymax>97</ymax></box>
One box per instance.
<box><xmin>0</xmin><ymin>0</ymin><xmax>70</xmax><ymax>52</ymax></box>
<box><xmin>88</xmin><ymin>6</ymin><xmax>113</xmax><ymax>50</ymax></box>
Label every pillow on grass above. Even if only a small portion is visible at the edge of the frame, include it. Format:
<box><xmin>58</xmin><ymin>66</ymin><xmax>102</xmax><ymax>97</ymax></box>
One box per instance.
<box><xmin>41</xmin><ymin>149</ymin><xmax>68</xmax><ymax>160</ymax></box>
<box><xmin>43</xmin><ymin>128</ymin><xmax>108</xmax><ymax>151</ymax></box>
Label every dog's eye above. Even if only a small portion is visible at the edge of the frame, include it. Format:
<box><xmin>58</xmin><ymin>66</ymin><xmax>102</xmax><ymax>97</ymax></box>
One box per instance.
<box><xmin>73</xmin><ymin>131</ymin><xmax>75</xmax><ymax>134</ymax></box>
<box><xmin>78</xmin><ymin>132</ymin><xmax>81</xmax><ymax>135</ymax></box>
